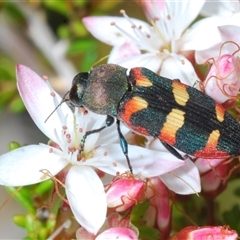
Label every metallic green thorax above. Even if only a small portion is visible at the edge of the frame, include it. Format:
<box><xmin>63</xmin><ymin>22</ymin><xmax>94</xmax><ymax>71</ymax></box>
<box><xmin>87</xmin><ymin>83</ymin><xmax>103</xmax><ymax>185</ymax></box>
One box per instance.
<box><xmin>81</xmin><ymin>64</ymin><xmax>129</xmax><ymax>116</ymax></box>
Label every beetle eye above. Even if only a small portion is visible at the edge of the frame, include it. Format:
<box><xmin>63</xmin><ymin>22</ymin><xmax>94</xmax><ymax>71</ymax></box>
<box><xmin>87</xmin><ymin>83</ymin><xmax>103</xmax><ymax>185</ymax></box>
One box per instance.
<box><xmin>69</xmin><ymin>72</ymin><xmax>89</xmax><ymax>106</ymax></box>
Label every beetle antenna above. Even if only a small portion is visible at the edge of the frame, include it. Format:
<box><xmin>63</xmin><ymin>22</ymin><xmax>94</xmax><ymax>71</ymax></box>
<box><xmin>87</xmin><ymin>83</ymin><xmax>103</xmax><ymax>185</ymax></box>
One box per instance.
<box><xmin>91</xmin><ymin>55</ymin><xmax>109</xmax><ymax>69</ymax></box>
<box><xmin>45</xmin><ymin>91</ymin><xmax>70</xmax><ymax>123</ymax></box>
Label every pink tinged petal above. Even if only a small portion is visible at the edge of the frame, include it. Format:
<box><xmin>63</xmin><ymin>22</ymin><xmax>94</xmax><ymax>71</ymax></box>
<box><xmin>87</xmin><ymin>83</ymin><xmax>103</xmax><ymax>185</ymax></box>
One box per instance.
<box><xmin>16</xmin><ymin>65</ymin><xmax>72</xmax><ymax>142</ymax></box>
<box><xmin>91</xmin><ymin>144</ymin><xmax>185</xmax><ymax>178</ymax></box>
<box><xmin>140</xmin><ymin>0</ymin><xmax>164</xmax><ymax>18</ymax></box>
<box><xmin>108</xmin><ymin>41</ymin><xmax>141</xmax><ymax>64</ymax></box>
<box><xmin>203</xmin><ymin>54</ymin><xmax>240</xmax><ymax>103</ymax></box>
<box><xmin>0</xmin><ymin>145</ymin><xmax>67</xmax><ymax>186</ymax></box>
<box><xmin>170</xmin><ymin>226</ymin><xmax>238</xmax><ymax>240</ymax></box>
<box><xmin>195</xmin><ymin>158</ymin><xmax>225</xmax><ymax>174</ymax></box>
<box><xmin>65</xmin><ymin>166</ymin><xmax>107</xmax><ymax>235</ymax></box>
<box><xmin>161</xmin><ymin>159</ymin><xmax>201</xmax><ymax>194</ymax></box>
<box><xmin>106</xmin><ymin>178</ymin><xmax>145</xmax><ymax>212</ymax></box>
<box><xmin>82</xmin><ymin>16</ymin><xmax>150</xmax><ymax>46</ymax></box>
<box><xmin>96</xmin><ymin>227</ymin><xmax>138</xmax><ymax>240</ymax></box>
<box><xmin>218</xmin><ymin>25</ymin><xmax>240</xmax><ymax>52</ymax></box>
<box><xmin>147</xmin><ymin>177</ymin><xmax>171</xmax><ymax>238</ymax></box>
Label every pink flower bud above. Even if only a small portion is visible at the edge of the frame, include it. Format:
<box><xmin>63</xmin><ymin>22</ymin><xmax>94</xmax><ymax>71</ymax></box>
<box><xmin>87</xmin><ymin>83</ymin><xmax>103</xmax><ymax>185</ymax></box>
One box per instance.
<box><xmin>203</xmin><ymin>54</ymin><xmax>240</xmax><ymax>107</ymax></box>
<box><xmin>170</xmin><ymin>226</ymin><xmax>238</xmax><ymax>240</ymax></box>
<box><xmin>145</xmin><ymin>177</ymin><xmax>171</xmax><ymax>239</ymax></box>
<box><xmin>106</xmin><ymin>178</ymin><xmax>145</xmax><ymax>212</ymax></box>
<box><xmin>96</xmin><ymin>227</ymin><xmax>138</xmax><ymax>240</ymax></box>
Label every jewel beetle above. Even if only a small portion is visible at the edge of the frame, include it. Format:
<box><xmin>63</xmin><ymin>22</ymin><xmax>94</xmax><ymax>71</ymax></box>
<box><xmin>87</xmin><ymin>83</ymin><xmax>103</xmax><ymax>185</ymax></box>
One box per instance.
<box><xmin>69</xmin><ymin>64</ymin><xmax>240</xmax><ymax>173</ymax></box>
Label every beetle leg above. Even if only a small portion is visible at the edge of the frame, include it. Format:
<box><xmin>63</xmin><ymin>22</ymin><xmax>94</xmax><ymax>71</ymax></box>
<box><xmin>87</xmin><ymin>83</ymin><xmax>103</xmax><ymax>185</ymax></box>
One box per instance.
<box><xmin>117</xmin><ymin>119</ymin><xmax>133</xmax><ymax>174</ymax></box>
<box><xmin>80</xmin><ymin>115</ymin><xmax>115</xmax><ymax>152</ymax></box>
<box><xmin>160</xmin><ymin>140</ymin><xmax>184</xmax><ymax>160</ymax></box>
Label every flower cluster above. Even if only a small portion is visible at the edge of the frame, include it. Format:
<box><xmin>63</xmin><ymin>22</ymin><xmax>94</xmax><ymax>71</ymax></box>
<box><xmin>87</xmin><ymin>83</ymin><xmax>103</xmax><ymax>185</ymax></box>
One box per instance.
<box><xmin>1</xmin><ymin>1</ymin><xmax>240</xmax><ymax>239</ymax></box>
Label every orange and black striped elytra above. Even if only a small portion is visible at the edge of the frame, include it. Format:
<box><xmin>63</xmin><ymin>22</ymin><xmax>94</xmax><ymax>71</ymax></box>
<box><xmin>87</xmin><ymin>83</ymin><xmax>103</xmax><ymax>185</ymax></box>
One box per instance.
<box><xmin>69</xmin><ymin>64</ymin><xmax>240</xmax><ymax>173</ymax></box>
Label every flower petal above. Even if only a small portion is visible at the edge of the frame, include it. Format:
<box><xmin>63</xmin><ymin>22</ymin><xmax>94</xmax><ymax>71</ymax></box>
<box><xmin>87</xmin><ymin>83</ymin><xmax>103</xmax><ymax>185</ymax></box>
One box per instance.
<box><xmin>89</xmin><ymin>144</ymin><xmax>185</xmax><ymax>178</ymax></box>
<box><xmin>159</xmin><ymin>55</ymin><xmax>200</xmax><ymax>86</ymax></box>
<box><xmin>106</xmin><ymin>178</ymin><xmax>144</xmax><ymax>212</ymax></box>
<box><xmin>195</xmin><ymin>158</ymin><xmax>225</xmax><ymax>174</ymax></box>
<box><xmin>160</xmin><ymin>159</ymin><xmax>201</xmax><ymax>194</ymax></box>
<box><xmin>201</xmin><ymin>1</ymin><xmax>240</xmax><ymax>17</ymax></box>
<box><xmin>108</xmin><ymin>41</ymin><xmax>141</xmax><ymax>64</ymax></box>
<box><xmin>82</xmin><ymin>16</ymin><xmax>150</xmax><ymax>46</ymax></box>
<box><xmin>195</xmin><ymin>43</ymin><xmax>221</xmax><ymax>64</ymax></box>
<box><xmin>174</xmin><ymin>225</ymin><xmax>238</xmax><ymax>239</ymax></box>
<box><xmin>96</xmin><ymin>227</ymin><xmax>138</xmax><ymax>240</ymax></box>
<box><xmin>16</xmin><ymin>65</ymin><xmax>72</xmax><ymax>142</ymax></box>
<box><xmin>65</xmin><ymin>166</ymin><xmax>107</xmax><ymax>235</ymax></box>
<box><xmin>182</xmin><ymin>16</ymin><xmax>222</xmax><ymax>51</ymax></box>
<box><xmin>115</xmin><ymin>53</ymin><xmax>162</xmax><ymax>73</ymax></box>
<box><xmin>218</xmin><ymin>25</ymin><xmax>240</xmax><ymax>52</ymax></box>
<box><xmin>0</xmin><ymin>145</ymin><xmax>67</xmax><ymax>186</ymax></box>
<box><xmin>195</xmin><ymin>24</ymin><xmax>240</xmax><ymax>64</ymax></box>
<box><xmin>141</xmin><ymin>0</ymin><xmax>205</xmax><ymax>41</ymax></box>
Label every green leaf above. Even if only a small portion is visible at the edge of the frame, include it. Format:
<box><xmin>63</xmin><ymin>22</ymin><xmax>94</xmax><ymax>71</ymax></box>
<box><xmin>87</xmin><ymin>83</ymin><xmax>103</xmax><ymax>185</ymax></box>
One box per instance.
<box><xmin>130</xmin><ymin>199</ymin><xmax>150</xmax><ymax>223</ymax></box>
<box><xmin>138</xmin><ymin>226</ymin><xmax>161</xmax><ymax>240</ymax></box>
<box><xmin>34</xmin><ymin>180</ymin><xmax>54</xmax><ymax>195</ymax></box>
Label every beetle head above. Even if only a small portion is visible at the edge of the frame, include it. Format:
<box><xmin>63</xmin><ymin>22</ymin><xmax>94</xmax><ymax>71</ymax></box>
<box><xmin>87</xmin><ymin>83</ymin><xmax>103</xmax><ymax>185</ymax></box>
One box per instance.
<box><xmin>69</xmin><ymin>72</ymin><xmax>89</xmax><ymax>107</ymax></box>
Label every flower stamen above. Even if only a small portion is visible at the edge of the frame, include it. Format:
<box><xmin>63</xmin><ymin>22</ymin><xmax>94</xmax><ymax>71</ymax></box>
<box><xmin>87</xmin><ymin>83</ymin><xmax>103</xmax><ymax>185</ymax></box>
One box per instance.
<box><xmin>150</xmin><ymin>19</ymin><xmax>169</xmax><ymax>51</ymax></box>
<box><xmin>110</xmin><ymin>21</ymin><xmax>140</xmax><ymax>46</ymax></box>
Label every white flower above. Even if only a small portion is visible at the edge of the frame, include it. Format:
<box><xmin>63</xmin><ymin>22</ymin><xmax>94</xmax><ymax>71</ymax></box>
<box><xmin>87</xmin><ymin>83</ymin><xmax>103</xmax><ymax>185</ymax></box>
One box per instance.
<box><xmin>82</xmin><ymin>0</ymin><xmax>220</xmax><ymax>85</ymax></box>
<box><xmin>201</xmin><ymin>1</ymin><xmax>240</xmax><ymax>18</ymax></box>
<box><xmin>0</xmin><ymin>65</ymin><xmax>191</xmax><ymax>233</ymax></box>
<box><xmin>148</xmin><ymin>138</ymin><xmax>201</xmax><ymax>194</ymax></box>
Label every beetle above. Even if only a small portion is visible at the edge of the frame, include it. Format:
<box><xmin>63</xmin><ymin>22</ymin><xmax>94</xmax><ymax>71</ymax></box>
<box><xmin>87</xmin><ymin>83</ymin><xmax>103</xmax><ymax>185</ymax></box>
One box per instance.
<box><xmin>69</xmin><ymin>64</ymin><xmax>240</xmax><ymax>173</ymax></box>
